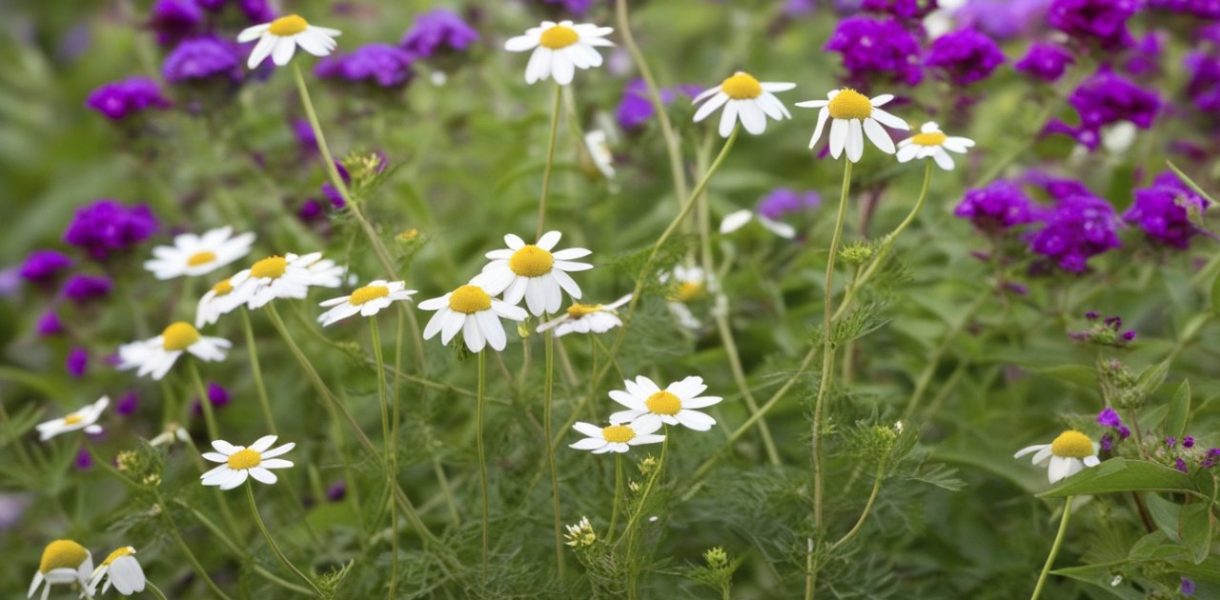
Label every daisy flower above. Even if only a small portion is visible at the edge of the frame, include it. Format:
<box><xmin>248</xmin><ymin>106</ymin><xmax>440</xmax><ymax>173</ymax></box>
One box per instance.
<box><xmin>143</xmin><ymin>226</ymin><xmax>255</xmax><ymax>280</ymax></box>
<box><xmin>896</xmin><ymin>122</ymin><xmax>976</xmax><ymax>171</ymax></box>
<box><xmin>201</xmin><ymin>435</ymin><xmax>295</xmax><ymax>490</ymax></box>
<box><xmin>230</xmin><ymin>252</ymin><xmax>346</xmax><ymax>310</ymax></box>
<box><xmin>719</xmin><ymin>209</ymin><xmax>796</xmax><ymax>239</ymax></box>
<box><xmin>117</xmin><ymin>322</ymin><xmax>230</xmax><ymax>381</ymax></box>
<box><xmin>419</xmin><ymin>283</ymin><xmax>528</xmax><ymax>352</ymax></box>
<box><xmin>195</xmin><ymin>276</ymin><xmax>246</xmax><ymax>327</ymax></box>
<box><xmin>692</xmin><ymin>71</ymin><xmax>795</xmax><ymax>137</ymax></box>
<box><xmin>795</xmin><ymin>88</ymin><xmax>909</xmax><ymax>162</ymax></box>
<box><xmin>87</xmin><ymin>547</ymin><xmax>145</xmax><ymax>596</ymax></box>
<box><xmin>36</xmin><ymin>397</ymin><xmax>109</xmax><ymax>441</ymax></box>
<box><xmin>584</xmin><ymin>130</ymin><xmax>615</xmax><ymax>179</ymax></box>
<box><xmin>478</xmin><ymin>231</ymin><xmax>592</xmax><ymax>317</ymax></box>
<box><xmin>569</xmin><ymin>419</ymin><xmax>665</xmax><ymax>454</ymax></box>
<box><xmin>504</xmin><ymin>20</ymin><xmax>613</xmax><ymax>85</ymax></box>
<box><xmin>238</xmin><ymin>14</ymin><xmax>341</xmax><ymax>69</ymax></box>
<box><xmin>29</xmin><ymin>539</ymin><xmax>93</xmax><ymax>600</ymax></box>
<box><xmin>663</xmin><ymin>265</ymin><xmax>709</xmax><ymax>330</ymax></box>
<box><xmin>1014</xmin><ymin>430</ymin><xmax>1101</xmax><ymax>484</ymax></box>
<box><xmin>536</xmin><ymin>294</ymin><xmax>631</xmax><ymax>337</ymax></box>
<box><xmin>608</xmin><ymin>375</ymin><xmax>723</xmax><ymax>432</ymax></box>
<box><xmin>318</xmin><ymin>280</ymin><xmax>417</xmax><ymax>327</ymax></box>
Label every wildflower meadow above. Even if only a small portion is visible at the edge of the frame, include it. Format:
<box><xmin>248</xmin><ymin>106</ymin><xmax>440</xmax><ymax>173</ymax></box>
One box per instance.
<box><xmin>5</xmin><ymin>0</ymin><xmax>1220</xmax><ymax>598</ymax></box>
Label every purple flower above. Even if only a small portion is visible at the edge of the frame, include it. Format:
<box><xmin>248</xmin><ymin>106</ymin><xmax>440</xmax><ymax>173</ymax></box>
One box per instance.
<box><xmin>327</xmin><ymin>480</ymin><xmax>347</xmax><ymax>502</ymax></box>
<box><xmin>316</xmin><ymin>44</ymin><xmax>416</xmax><ymax>88</ymax></box>
<box><xmin>321</xmin><ymin>162</ymin><xmax>351</xmax><ymax>209</ymax></box>
<box><xmin>956</xmin><ymin>0</ymin><xmax>1052</xmax><ymax>40</ymax></box>
<box><xmin>1204</xmin><ymin>448</ymin><xmax>1220</xmax><ymax>468</ymax></box>
<box><xmin>1123</xmin><ymin>32</ymin><xmax>1164</xmax><ymax>77</ymax></box>
<box><xmin>86</xmin><ymin>77</ymin><xmax>171</xmax><ymax>120</ymax></box>
<box><xmin>37</xmin><ymin>311</ymin><xmax>64</xmax><ymax>337</ymax></box>
<box><xmin>298</xmin><ymin>198</ymin><xmax>325</xmax><ymax>222</ymax></box>
<box><xmin>1148</xmin><ymin>0</ymin><xmax>1220</xmax><ymax>18</ymax></box>
<box><xmin>539</xmin><ymin>0</ymin><xmax>594</xmax><ymax>15</ymax></box>
<box><xmin>826</xmin><ymin>16</ymin><xmax>924</xmax><ymax>87</ymax></box>
<box><xmin>954</xmin><ymin>180</ymin><xmax>1037</xmax><ymax>233</ymax></box>
<box><xmin>1185</xmin><ymin>51</ymin><xmax>1220</xmax><ymax>113</ymax></box>
<box><xmin>925</xmin><ymin>28</ymin><xmax>1005</xmax><ymax>86</ymax></box>
<box><xmin>1167</xmin><ymin>436</ymin><xmax>1178</xmax><ymax>448</ymax></box>
<box><xmin>1097</xmin><ymin>407</ymin><xmax>1122</xmax><ymax>428</ymax></box>
<box><xmin>1121</xmin><ymin>330</ymin><xmax>1136</xmax><ymax>341</ymax></box>
<box><xmin>400</xmin><ymin>9</ymin><xmax>480</xmax><ymax>59</ymax></box>
<box><xmin>1181</xmin><ymin>576</ymin><xmax>1197</xmax><ymax>597</ymax></box>
<box><xmin>1047</xmin><ymin>0</ymin><xmax>1140</xmax><ymax>50</ymax></box>
<box><xmin>1084</xmin><ymin>311</ymin><xmax>1099</xmax><ymax>320</ymax></box>
<box><xmin>1053</xmin><ymin>68</ymin><xmax>1161</xmax><ymax>150</ymax></box>
<box><xmin>63</xmin><ymin>200</ymin><xmax>159</xmax><ymax>260</ymax></box>
<box><xmin>1117</xmin><ymin>425</ymin><xmax>1130</xmax><ymax>440</ymax></box>
<box><xmin>859</xmin><ymin>0</ymin><xmax>938</xmax><ymax>19</ymax></box>
<box><xmin>757</xmin><ymin>188</ymin><xmax>821</xmax><ymax>221</ymax></box>
<box><xmin>163</xmin><ymin>36</ymin><xmax>243</xmax><ymax>83</ymax></box>
<box><xmin>238</xmin><ymin>0</ymin><xmax>275</xmax><ymax>23</ymax></box>
<box><xmin>191</xmin><ymin>382</ymin><xmax>231</xmax><ymax>415</ymax></box>
<box><xmin>1015</xmin><ymin>43</ymin><xmax>1074</xmax><ymax>83</ymax></box>
<box><xmin>1124</xmin><ymin>171</ymin><xmax>1209</xmax><ymax>249</ymax></box>
<box><xmin>1099</xmin><ymin>434</ymin><xmax>1115</xmax><ymax>452</ymax></box>
<box><xmin>19</xmin><ymin>250</ymin><xmax>74</xmax><ymax>283</ymax></box>
<box><xmin>75</xmin><ymin>448</ymin><xmax>93</xmax><ymax>471</ymax></box>
<box><xmin>616</xmin><ymin>79</ymin><xmax>677</xmax><ymax>130</ymax></box>
<box><xmin>1175</xmin><ymin>457</ymin><xmax>1189</xmax><ymax>472</ymax></box>
<box><xmin>62</xmin><ymin>274</ymin><xmax>113</xmax><ymax>303</ymax></box>
<box><xmin>1184</xmin><ymin>436</ymin><xmax>1196</xmax><ymax>448</ymax></box>
<box><xmin>1029</xmin><ymin>183</ymin><xmax>1122</xmax><ymax>273</ymax></box>
<box><xmin>116</xmin><ymin>391</ymin><xmax>140</xmax><ymax>416</ymax></box>
<box><xmin>66</xmin><ymin>347</ymin><xmax>89</xmax><ymax>378</ymax></box>
<box><xmin>149</xmin><ymin>0</ymin><xmax>204</xmax><ymax>46</ymax></box>
<box><xmin>292</xmin><ymin>119</ymin><xmax>318</xmax><ymax>158</ymax></box>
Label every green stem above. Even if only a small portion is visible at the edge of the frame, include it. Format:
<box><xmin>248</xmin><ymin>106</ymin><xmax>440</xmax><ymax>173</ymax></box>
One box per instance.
<box><xmin>154</xmin><ymin>490</ymin><xmax>234</xmax><ymax>600</ymax></box>
<box><xmin>609</xmin><ymin>453</ymin><xmax>624</xmax><ymax>542</ymax></box>
<box><xmin>187</xmin><ymin>362</ymin><xmax>221</xmax><ymax>441</ymax></box>
<box><xmin>623</xmin><ymin>431</ymin><xmax>669</xmax><ymax>598</ymax></box>
<box><xmin>537</xmin><ymin>84</ymin><xmax>563</xmax><ymax>238</ymax></box>
<box><xmin>476</xmin><ymin>350</ymin><xmax>490</xmax><ymax>582</ymax></box>
<box><xmin>147</xmin><ymin>582</ymin><xmax>170</xmax><ymax>600</ymax></box>
<box><xmin>176</xmin><ymin>499</ymin><xmax>314</xmax><ymax>595</ymax></box>
<box><xmin>544</xmin><ymin>330</ymin><xmax>565</xmax><ymax>578</ymax></box>
<box><xmin>368</xmin><ymin>317</ymin><xmax>397</xmax><ymax>599</ymax></box>
<box><xmin>240</xmin><ymin>309</ymin><xmax>277</xmax><ymax>435</ymax></box>
<box><xmin>159</xmin><ymin>379</ymin><xmax>178</xmax><ymax>429</ymax></box>
<box><xmin>903</xmin><ymin>291</ymin><xmax>989</xmax><ymax>420</ymax></box>
<box><xmin>245</xmin><ymin>483</ymin><xmax>323</xmax><ymax>596</ymax></box>
<box><xmin>828</xmin><ymin>454</ymin><xmax>888</xmax><ymax>552</ymax></box>
<box><xmin>1031</xmin><ymin>497</ymin><xmax>1073</xmax><ymax>600</ymax></box>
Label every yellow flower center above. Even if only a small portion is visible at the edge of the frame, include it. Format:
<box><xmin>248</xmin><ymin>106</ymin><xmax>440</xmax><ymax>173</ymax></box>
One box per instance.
<box><xmin>911</xmin><ymin>131</ymin><xmax>947</xmax><ymax>147</ymax></box>
<box><xmin>539</xmin><ymin>25</ymin><xmax>580</xmax><ymax>49</ymax></box>
<box><xmin>508</xmin><ymin>245</ymin><xmax>555</xmax><ymax>277</ymax></box>
<box><xmin>720</xmin><ymin>72</ymin><xmax>762</xmax><ymax>100</ymax></box>
<box><xmin>63</xmin><ymin>414</ymin><xmax>83</xmax><ymax>425</ymax></box>
<box><xmin>828</xmin><ymin>88</ymin><xmax>873</xmax><ymax>120</ymax></box>
<box><xmin>187</xmin><ymin>251</ymin><xmax>217</xmax><ymax>267</ymax></box>
<box><xmin>227</xmin><ymin>448</ymin><xmax>263</xmax><ymax>469</ymax></box>
<box><xmin>40</xmin><ymin>540</ymin><xmax>88</xmax><ymax>573</ymax></box>
<box><xmin>250</xmin><ymin>256</ymin><xmax>287</xmax><ymax>279</ymax></box>
<box><xmin>268</xmin><ymin>14</ymin><xmax>309</xmax><ymax>37</ymax></box>
<box><xmin>669</xmin><ymin>281</ymin><xmax>703</xmax><ymax>303</ymax></box>
<box><xmin>645</xmin><ymin>391</ymin><xmax>682</xmax><ymax>416</ymax></box>
<box><xmin>349</xmin><ymin>285</ymin><xmax>390</xmax><ymax>306</ymax></box>
<box><xmin>102</xmin><ymin>547</ymin><xmax>136</xmax><ymax>566</ymax></box>
<box><xmin>602</xmin><ymin>425</ymin><xmax>636</xmax><ymax>443</ymax></box>
<box><xmin>162</xmin><ymin>322</ymin><xmax>201</xmax><ymax>351</ymax></box>
<box><xmin>211</xmin><ymin>278</ymin><xmax>234</xmax><ymax>296</ymax></box>
<box><xmin>448</xmin><ymin>285</ymin><xmax>492</xmax><ymax>314</ymax></box>
<box><xmin>567</xmin><ymin>303</ymin><xmax>602</xmax><ymax>319</ymax></box>
<box><xmin>1050</xmin><ymin>430</ymin><xmax>1095</xmax><ymax>458</ymax></box>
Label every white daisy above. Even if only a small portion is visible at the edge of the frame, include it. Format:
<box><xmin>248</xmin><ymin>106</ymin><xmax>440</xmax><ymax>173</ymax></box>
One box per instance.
<box><xmin>143</xmin><ymin>226</ymin><xmax>255</xmax><ymax>280</ymax></box>
<box><xmin>201</xmin><ymin>435</ymin><xmax>295</xmax><ymax>490</ymax></box>
<box><xmin>662</xmin><ymin>265</ymin><xmax>710</xmax><ymax>330</ymax></box>
<box><xmin>536</xmin><ymin>294</ymin><xmax>631</xmax><ymax>337</ymax></box>
<box><xmin>478</xmin><ymin>231</ymin><xmax>592</xmax><ymax>317</ymax></box>
<box><xmin>418</xmin><ymin>283</ymin><xmax>528</xmax><ymax>352</ymax></box>
<box><xmin>36</xmin><ymin>397</ymin><xmax>109</xmax><ymax>442</ymax></box>
<box><xmin>87</xmin><ymin>547</ymin><xmax>145</xmax><ymax>596</ymax></box>
<box><xmin>149</xmin><ymin>422</ymin><xmax>191</xmax><ymax>448</ymax></box>
<box><xmin>230</xmin><ymin>252</ymin><xmax>345</xmax><ymax>310</ymax></box>
<box><xmin>237</xmin><ymin>14</ymin><xmax>341</xmax><ymax>69</ymax></box>
<box><xmin>896</xmin><ymin>122</ymin><xmax>976</xmax><ymax>171</ymax></box>
<box><xmin>795</xmin><ymin>88</ymin><xmax>910</xmax><ymax>162</ymax></box>
<box><xmin>504</xmin><ymin>20</ymin><xmax>613</xmax><ymax>86</ymax></box>
<box><xmin>569</xmin><ymin>419</ymin><xmax>665</xmax><ymax>454</ymax></box>
<box><xmin>608</xmin><ymin>375</ymin><xmax>723</xmax><ymax>432</ymax></box>
<box><xmin>317</xmin><ymin>280</ymin><xmax>417</xmax><ymax>327</ymax></box>
<box><xmin>117</xmin><ymin>322</ymin><xmax>230</xmax><ymax>381</ymax></box>
<box><xmin>691</xmin><ymin>71</ymin><xmax>795</xmax><ymax>137</ymax></box>
<box><xmin>719</xmin><ymin>209</ymin><xmax>796</xmax><ymax>239</ymax></box>
<box><xmin>584</xmin><ymin>130</ymin><xmax>615</xmax><ymax>179</ymax></box>
<box><xmin>1014</xmin><ymin>430</ymin><xmax>1101</xmax><ymax>484</ymax></box>
<box><xmin>28</xmin><ymin>540</ymin><xmax>93</xmax><ymax>600</ymax></box>
<box><xmin>195</xmin><ymin>276</ymin><xmax>247</xmax><ymax>327</ymax></box>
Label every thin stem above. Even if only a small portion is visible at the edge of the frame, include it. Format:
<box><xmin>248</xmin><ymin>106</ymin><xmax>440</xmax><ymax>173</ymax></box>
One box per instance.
<box><xmin>609</xmin><ymin>453</ymin><xmax>624</xmax><ymax>542</ymax></box>
<box><xmin>903</xmin><ymin>291</ymin><xmax>989</xmax><ymax>420</ymax></box>
<box><xmin>147</xmin><ymin>582</ymin><xmax>170</xmax><ymax>600</ymax></box>
<box><xmin>245</xmin><ymin>483</ymin><xmax>323</xmax><ymax>596</ymax></box>
<box><xmin>187</xmin><ymin>362</ymin><xmax>221</xmax><ymax>441</ymax></box>
<box><xmin>544</xmin><ymin>330</ymin><xmax>565</xmax><ymax>578</ymax></box>
<box><xmin>241</xmin><ymin>309</ymin><xmax>277</xmax><ymax>434</ymax></box>
<box><xmin>623</xmin><ymin>431</ymin><xmax>669</xmax><ymax>598</ymax></box>
<box><xmin>368</xmin><ymin>317</ymin><xmax>396</xmax><ymax>599</ymax></box>
<box><xmin>176</xmin><ymin>499</ymin><xmax>314</xmax><ymax>595</ymax></box>
<box><xmin>537</xmin><ymin>84</ymin><xmax>563</xmax><ymax>238</ymax></box>
<box><xmin>153</xmin><ymin>490</ymin><xmax>234</xmax><ymax>600</ymax></box>
<box><xmin>476</xmin><ymin>350</ymin><xmax>490</xmax><ymax>582</ymax></box>
<box><xmin>1031</xmin><ymin>497</ymin><xmax>1074</xmax><ymax>600</ymax></box>
<box><xmin>829</xmin><ymin>455</ymin><xmax>888</xmax><ymax>553</ymax></box>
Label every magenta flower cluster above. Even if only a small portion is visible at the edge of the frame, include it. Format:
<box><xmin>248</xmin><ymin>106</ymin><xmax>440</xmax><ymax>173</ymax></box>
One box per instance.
<box><xmin>316</xmin><ymin>44</ymin><xmax>417</xmax><ymax>89</ymax></box>
<box><xmin>826</xmin><ymin>16</ymin><xmax>924</xmax><ymax>87</ymax></box>
<box><xmin>63</xmin><ymin>200</ymin><xmax>159</xmax><ymax>260</ymax></box>
<box><xmin>1028</xmin><ymin>180</ymin><xmax>1122</xmax><ymax>273</ymax></box>
<box><xmin>1047</xmin><ymin>0</ymin><xmax>1140</xmax><ymax>50</ymax></box>
<box><xmin>85</xmin><ymin>78</ymin><xmax>171</xmax><ymax>120</ymax></box>
<box><xmin>400</xmin><ymin>9</ymin><xmax>481</xmax><ymax>59</ymax></box>
<box><xmin>924</xmin><ymin>28</ymin><xmax>1006</xmax><ymax>86</ymax></box>
<box><xmin>1124</xmin><ymin>172</ymin><xmax>1210</xmax><ymax>249</ymax></box>
<box><xmin>953</xmin><ymin>180</ymin><xmax>1037</xmax><ymax>234</ymax></box>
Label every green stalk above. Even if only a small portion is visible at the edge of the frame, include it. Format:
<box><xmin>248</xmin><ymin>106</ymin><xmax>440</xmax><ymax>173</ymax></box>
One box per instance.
<box><xmin>153</xmin><ymin>489</ymin><xmax>234</xmax><ymax>600</ymax></box>
<box><xmin>1031</xmin><ymin>498</ymin><xmax>1073</xmax><ymax>600</ymax></box>
<box><xmin>537</xmin><ymin>84</ymin><xmax>563</xmax><ymax>238</ymax></box>
<box><xmin>245</xmin><ymin>483</ymin><xmax>323</xmax><ymax>597</ymax></box>
<box><xmin>476</xmin><ymin>350</ymin><xmax>490</xmax><ymax>582</ymax></box>
<box><xmin>240</xmin><ymin>308</ymin><xmax>277</xmax><ymax>434</ymax></box>
<box><xmin>544</xmin><ymin>329</ymin><xmax>565</xmax><ymax>578</ymax></box>
<box><xmin>187</xmin><ymin>362</ymin><xmax>221</xmax><ymax>441</ymax></box>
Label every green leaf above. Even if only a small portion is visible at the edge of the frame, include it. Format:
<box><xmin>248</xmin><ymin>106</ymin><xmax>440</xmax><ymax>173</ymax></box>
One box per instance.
<box><xmin>1051</xmin><ymin>564</ymin><xmax>1145</xmax><ymax>600</ymax></box>
<box><xmin>1166</xmin><ymin>380</ymin><xmax>1191</xmax><ymax>442</ymax></box>
<box><xmin>1134</xmin><ymin>360</ymin><xmax>1169</xmax><ymax>400</ymax></box>
<box><xmin>1038</xmin><ymin>459</ymin><xmax>1197</xmax><ymax>498</ymax></box>
<box><xmin>1181</xmin><ymin>502</ymin><xmax>1215</xmax><ymax>564</ymax></box>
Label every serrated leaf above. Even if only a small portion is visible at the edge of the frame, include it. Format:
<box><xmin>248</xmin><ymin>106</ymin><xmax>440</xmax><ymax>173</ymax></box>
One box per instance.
<box><xmin>1038</xmin><ymin>458</ymin><xmax>1197</xmax><ymax>498</ymax></box>
<box><xmin>1166</xmin><ymin>380</ymin><xmax>1191</xmax><ymax>442</ymax></box>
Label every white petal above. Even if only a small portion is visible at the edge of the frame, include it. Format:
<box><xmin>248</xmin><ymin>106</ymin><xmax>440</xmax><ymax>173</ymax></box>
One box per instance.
<box><xmin>720</xmin><ymin>210</ymin><xmax>753</xmax><ymax>234</ymax></box>
<box><xmin>863</xmin><ymin>118</ymin><xmax>895</xmax><ymax>154</ymax></box>
<box><xmin>828</xmin><ymin>118</ymin><xmax>847</xmax><ymax>159</ymax></box>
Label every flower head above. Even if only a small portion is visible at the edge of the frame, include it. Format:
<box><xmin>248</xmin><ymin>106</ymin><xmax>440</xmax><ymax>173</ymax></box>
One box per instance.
<box><xmin>537</xmin><ymin>294</ymin><xmax>631</xmax><ymax>337</ymax></box>
<box><xmin>144</xmin><ymin>226</ymin><xmax>256</xmax><ymax>280</ymax></box>
<box><xmin>1029</xmin><ymin>183</ymin><xmax>1121</xmax><ymax>273</ymax></box>
<box><xmin>504</xmin><ymin>20</ymin><xmax>613</xmax><ymax>85</ymax></box>
<box><xmin>202</xmin><ymin>435</ymin><xmax>295</xmax><ymax>490</ymax></box>
<box><xmin>62</xmin><ymin>274</ymin><xmax>113</xmax><ymax>304</ymax></box>
<box><xmin>1014</xmin><ymin>430</ymin><xmax>1101</xmax><ymax>483</ymax></box>
<box><xmin>400</xmin><ymin>9</ymin><xmax>479</xmax><ymax>59</ymax></box>
<box><xmin>897</xmin><ymin>122</ymin><xmax>975</xmax><ymax>170</ymax></box>
<box><xmin>954</xmin><ymin>180</ymin><xmax>1037</xmax><ymax>233</ymax></box>
<box><xmin>569</xmin><ymin>419</ymin><xmax>665</xmax><ymax>454</ymax></box>
<box><xmin>477</xmin><ymin>231</ymin><xmax>592</xmax><ymax>317</ymax></box>
<box><xmin>238</xmin><ymin>14</ymin><xmax>342</xmax><ymax>69</ymax></box>
<box><xmin>316</xmin><ymin>44</ymin><xmax>416</xmax><ymax>88</ymax></box>
<box><xmin>1123</xmin><ymin>171</ymin><xmax>1210</xmax><ymax>249</ymax></box>
<box><xmin>924</xmin><ymin>28</ymin><xmax>1005</xmax><ymax>86</ymax></box>
<box><xmin>86</xmin><ymin>78</ymin><xmax>171</xmax><ymax>120</ymax></box>
<box><xmin>318</xmin><ymin>280</ymin><xmax>417</xmax><ymax>326</ymax></box>
<box><xmin>29</xmin><ymin>539</ymin><xmax>93</xmax><ymax>600</ymax></box>
<box><xmin>149</xmin><ymin>0</ymin><xmax>203</xmax><ymax>46</ymax></box>
<box><xmin>758</xmin><ymin>188</ymin><xmax>821</xmax><ymax>220</ymax></box>
<box><xmin>229</xmin><ymin>252</ymin><xmax>346</xmax><ymax>310</ymax></box>
<box><xmin>87</xmin><ymin>546</ymin><xmax>146</xmax><ymax>596</ymax></box>
<box><xmin>418</xmin><ymin>282</ymin><xmax>528</xmax><ymax>352</ymax></box>
<box><xmin>825</xmin><ymin>16</ymin><xmax>923</xmax><ymax>86</ymax></box>
<box><xmin>163</xmin><ymin>36</ymin><xmax>243</xmax><ymax>84</ymax></box>
<box><xmin>1015</xmin><ymin>42</ymin><xmax>1074</xmax><ymax>83</ymax></box>
<box><xmin>608</xmin><ymin>375</ymin><xmax>723</xmax><ymax>432</ymax></box>
<box><xmin>36</xmin><ymin>397</ymin><xmax>109</xmax><ymax>441</ymax></box>
<box><xmin>796</xmin><ymin>88</ymin><xmax>909</xmax><ymax>162</ymax></box>
<box><xmin>691</xmin><ymin>71</ymin><xmax>795</xmax><ymax>137</ymax></box>
<box><xmin>20</xmin><ymin>250</ymin><xmax>73</xmax><ymax>284</ymax></box>
<box><xmin>617</xmin><ymin>79</ymin><xmax>689</xmax><ymax>130</ymax></box>
<box><xmin>118</xmin><ymin>322</ymin><xmax>230</xmax><ymax>380</ymax></box>
<box><xmin>38</xmin><ymin>311</ymin><xmax>64</xmax><ymax>337</ymax></box>
<box><xmin>63</xmin><ymin>200</ymin><xmax>159</xmax><ymax>260</ymax></box>
<box><xmin>195</xmin><ymin>276</ymin><xmax>244</xmax><ymax>327</ymax></box>
<box><xmin>66</xmin><ymin>347</ymin><xmax>89</xmax><ymax>378</ymax></box>
<box><xmin>1048</xmin><ymin>0</ymin><xmax>1139</xmax><ymax>50</ymax></box>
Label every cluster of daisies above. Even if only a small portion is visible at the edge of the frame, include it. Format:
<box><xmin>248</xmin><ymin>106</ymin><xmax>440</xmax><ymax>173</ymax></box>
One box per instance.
<box><xmin>29</xmin><ymin>540</ymin><xmax>145</xmax><ymax>600</ymax></box>
<box><xmin>570</xmin><ymin>375</ymin><xmax>723</xmax><ymax>454</ymax></box>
